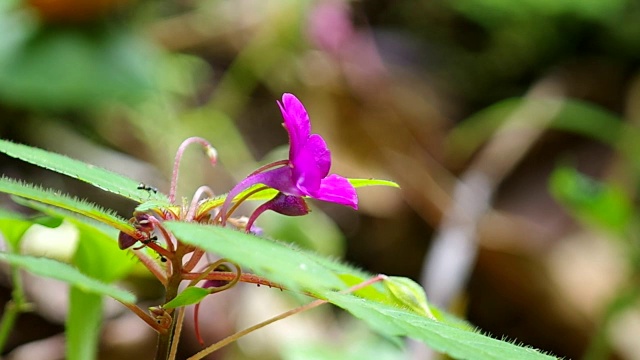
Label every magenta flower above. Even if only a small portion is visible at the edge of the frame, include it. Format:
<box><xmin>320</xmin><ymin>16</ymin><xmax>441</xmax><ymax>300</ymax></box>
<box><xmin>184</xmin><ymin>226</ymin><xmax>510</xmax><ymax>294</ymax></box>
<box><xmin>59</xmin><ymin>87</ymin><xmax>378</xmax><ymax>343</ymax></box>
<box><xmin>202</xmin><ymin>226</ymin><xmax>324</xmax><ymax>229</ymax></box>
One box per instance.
<box><xmin>220</xmin><ymin>93</ymin><xmax>357</xmax><ymax>226</ymax></box>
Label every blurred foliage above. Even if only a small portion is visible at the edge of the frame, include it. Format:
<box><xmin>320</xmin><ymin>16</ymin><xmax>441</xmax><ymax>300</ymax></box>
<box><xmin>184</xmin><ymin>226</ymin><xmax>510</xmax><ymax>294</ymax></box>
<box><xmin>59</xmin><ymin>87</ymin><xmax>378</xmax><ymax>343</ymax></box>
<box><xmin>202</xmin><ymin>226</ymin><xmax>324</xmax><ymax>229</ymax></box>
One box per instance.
<box><xmin>1</xmin><ymin>0</ymin><xmax>640</xmax><ymax>358</ymax></box>
<box><xmin>0</xmin><ymin>4</ymin><xmax>161</xmax><ymax>110</ymax></box>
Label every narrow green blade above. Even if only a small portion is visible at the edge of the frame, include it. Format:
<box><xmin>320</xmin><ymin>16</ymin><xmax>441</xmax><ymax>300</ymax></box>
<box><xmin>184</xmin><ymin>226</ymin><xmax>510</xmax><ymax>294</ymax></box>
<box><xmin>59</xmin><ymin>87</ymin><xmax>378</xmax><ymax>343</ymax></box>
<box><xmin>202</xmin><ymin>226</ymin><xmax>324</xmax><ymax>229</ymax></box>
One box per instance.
<box><xmin>0</xmin><ymin>177</ymin><xmax>134</xmax><ymax>234</ymax></box>
<box><xmin>0</xmin><ymin>252</ymin><xmax>136</xmax><ymax>303</ymax></box>
<box><xmin>0</xmin><ymin>139</ymin><xmax>168</xmax><ymax>203</ymax></box>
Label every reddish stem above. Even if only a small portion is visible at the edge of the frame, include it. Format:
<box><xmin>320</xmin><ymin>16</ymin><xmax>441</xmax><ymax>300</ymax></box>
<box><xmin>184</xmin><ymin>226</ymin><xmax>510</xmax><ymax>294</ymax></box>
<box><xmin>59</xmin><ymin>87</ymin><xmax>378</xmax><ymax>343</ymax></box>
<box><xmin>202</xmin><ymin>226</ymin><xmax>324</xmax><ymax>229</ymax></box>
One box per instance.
<box><xmin>186</xmin><ymin>186</ymin><xmax>215</xmax><ymax>221</ymax></box>
<box><xmin>217</xmin><ymin>185</ymin><xmax>269</xmax><ymax>225</ymax></box>
<box><xmin>182</xmin><ymin>271</ymin><xmax>283</xmax><ymax>289</ymax></box>
<box><xmin>170</xmin><ymin>137</ymin><xmax>218</xmax><ymax>203</ymax></box>
<box><xmin>186</xmin><ymin>275</ymin><xmax>387</xmax><ymax>360</ymax></box>
<box><xmin>119</xmin><ymin>301</ymin><xmax>169</xmax><ymax>334</ymax></box>
<box><xmin>247</xmin><ymin>159</ymin><xmax>289</xmax><ymax>177</ymax></box>
<box><xmin>183</xmin><ymin>249</ymin><xmax>206</xmax><ymax>273</ymax></box>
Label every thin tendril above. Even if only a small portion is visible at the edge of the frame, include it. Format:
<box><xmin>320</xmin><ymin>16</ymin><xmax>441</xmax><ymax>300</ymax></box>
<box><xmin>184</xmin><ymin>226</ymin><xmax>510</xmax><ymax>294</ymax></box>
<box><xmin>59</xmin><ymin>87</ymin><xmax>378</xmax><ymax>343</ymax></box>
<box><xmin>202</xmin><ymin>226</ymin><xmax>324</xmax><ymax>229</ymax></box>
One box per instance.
<box><xmin>247</xmin><ymin>159</ymin><xmax>289</xmax><ymax>177</ymax></box>
<box><xmin>186</xmin><ymin>186</ymin><xmax>215</xmax><ymax>221</ymax></box>
<box><xmin>170</xmin><ymin>137</ymin><xmax>218</xmax><ymax>204</ymax></box>
<box><xmin>216</xmin><ymin>185</ymin><xmax>269</xmax><ymax>225</ymax></box>
<box><xmin>189</xmin><ymin>261</ymin><xmax>242</xmax><ymax>346</ymax></box>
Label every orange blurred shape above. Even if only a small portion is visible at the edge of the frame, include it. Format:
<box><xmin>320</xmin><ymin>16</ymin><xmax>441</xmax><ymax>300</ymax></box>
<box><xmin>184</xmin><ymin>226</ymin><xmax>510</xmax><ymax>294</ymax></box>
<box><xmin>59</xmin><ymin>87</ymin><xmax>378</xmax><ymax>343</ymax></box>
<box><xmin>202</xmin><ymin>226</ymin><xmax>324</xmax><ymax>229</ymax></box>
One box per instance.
<box><xmin>27</xmin><ymin>0</ymin><xmax>133</xmax><ymax>23</ymax></box>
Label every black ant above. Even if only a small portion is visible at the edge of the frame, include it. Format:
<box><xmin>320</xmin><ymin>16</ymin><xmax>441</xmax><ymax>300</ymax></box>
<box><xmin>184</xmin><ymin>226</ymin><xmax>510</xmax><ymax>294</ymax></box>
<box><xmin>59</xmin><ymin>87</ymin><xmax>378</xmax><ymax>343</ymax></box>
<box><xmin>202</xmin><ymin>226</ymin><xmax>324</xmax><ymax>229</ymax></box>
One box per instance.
<box><xmin>133</xmin><ymin>235</ymin><xmax>158</xmax><ymax>250</ymax></box>
<box><xmin>137</xmin><ymin>183</ymin><xmax>158</xmax><ymax>194</ymax></box>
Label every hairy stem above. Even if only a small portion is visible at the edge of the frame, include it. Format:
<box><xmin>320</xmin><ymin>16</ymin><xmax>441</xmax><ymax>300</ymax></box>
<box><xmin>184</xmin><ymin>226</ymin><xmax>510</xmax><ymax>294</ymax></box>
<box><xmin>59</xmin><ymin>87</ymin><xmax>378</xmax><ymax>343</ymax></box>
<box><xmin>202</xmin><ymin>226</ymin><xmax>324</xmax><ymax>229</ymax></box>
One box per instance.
<box><xmin>182</xmin><ymin>271</ymin><xmax>283</xmax><ymax>289</ymax></box>
<box><xmin>170</xmin><ymin>137</ymin><xmax>217</xmax><ymax>204</ymax></box>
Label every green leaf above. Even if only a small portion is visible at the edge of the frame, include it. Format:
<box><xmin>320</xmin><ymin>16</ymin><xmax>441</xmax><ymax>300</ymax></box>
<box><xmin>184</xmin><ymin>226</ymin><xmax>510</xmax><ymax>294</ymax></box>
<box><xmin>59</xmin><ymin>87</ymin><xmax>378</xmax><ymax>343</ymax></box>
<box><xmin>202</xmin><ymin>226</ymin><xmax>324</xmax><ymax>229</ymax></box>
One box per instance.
<box><xmin>0</xmin><ymin>252</ymin><xmax>136</xmax><ymax>303</ymax></box>
<box><xmin>0</xmin><ymin>177</ymin><xmax>134</xmax><ymax>234</ymax></box>
<box><xmin>163</xmin><ymin>287</ymin><xmax>211</xmax><ymax>309</ymax></box>
<box><xmin>0</xmin><ymin>139</ymin><xmax>169</xmax><ymax>203</ymax></box>
<box><xmin>0</xmin><ymin>24</ymin><xmax>160</xmax><ymax>110</ymax></box>
<box><xmin>67</xmin><ymin>288</ymin><xmax>102</xmax><ymax>360</ymax></box>
<box><xmin>549</xmin><ymin>166</ymin><xmax>632</xmax><ymax>234</ymax></box>
<box><xmin>325</xmin><ymin>292</ymin><xmax>555</xmax><ymax>360</ymax></box>
<box><xmin>164</xmin><ymin>222</ymin><xmax>345</xmax><ymax>295</ymax></box>
<box><xmin>164</xmin><ymin>222</ymin><xmax>554</xmax><ymax>359</ymax></box>
<box><xmin>348</xmin><ymin>178</ymin><xmax>400</xmax><ymax>188</ymax></box>
<box><xmin>13</xmin><ymin>198</ymin><xmax>140</xmax><ymax>282</ymax></box>
<box><xmin>73</xmin><ymin>222</ymin><xmax>138</xmax><ymax>283</ymax></box>
<box><xmin>383</xmin><ymin>276</ymin><xmax>435</xmax><ymax>319</ymax></box>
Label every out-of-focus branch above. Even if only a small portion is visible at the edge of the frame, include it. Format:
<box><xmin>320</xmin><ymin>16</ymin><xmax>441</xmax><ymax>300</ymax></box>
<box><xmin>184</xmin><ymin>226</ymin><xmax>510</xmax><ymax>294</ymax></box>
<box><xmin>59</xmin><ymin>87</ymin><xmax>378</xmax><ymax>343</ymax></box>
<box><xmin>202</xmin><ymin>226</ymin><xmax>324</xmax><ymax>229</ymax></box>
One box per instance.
<box><xmin>412</xmin><ymin>74</ymin><xmax>565</xmax><ymax>358</ymax></box>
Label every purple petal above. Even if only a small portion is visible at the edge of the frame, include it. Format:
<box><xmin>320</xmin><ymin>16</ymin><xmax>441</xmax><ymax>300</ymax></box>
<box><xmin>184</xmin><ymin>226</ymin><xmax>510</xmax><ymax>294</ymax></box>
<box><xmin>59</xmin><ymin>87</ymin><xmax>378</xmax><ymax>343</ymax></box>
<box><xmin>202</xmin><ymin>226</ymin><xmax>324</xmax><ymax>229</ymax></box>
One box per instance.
<box><xmin>305</xmin><ymin>134</ymin><xmax>331</xmax><ymax>177</ymax></box>
<box><xmin>263</xmin><ymin>193</ymin><xmax>310</xmax><ymax>217</ymax></box>
<box><xmin>278</xmin><ymin>93</ymin><xmax>310</xmax><ymax>160</ymax></box>
<box><xmin>311</xmin><ymin>174</ymin><xmax>358</xmax><ymax>209</ymax></box>
<box><xmin>220</xmin><ymin>166</ymin><xmax>302</xmax><ymax>221</ymax></box>
<box><xmin>290</xmin><ymin>135</ymin><xmax>331</xmax><ymax>194</ymax></box>
<box><xmin>246</xmin><ymin>193</ymin><xmax>310</xmax><ymax>234</ymax></box>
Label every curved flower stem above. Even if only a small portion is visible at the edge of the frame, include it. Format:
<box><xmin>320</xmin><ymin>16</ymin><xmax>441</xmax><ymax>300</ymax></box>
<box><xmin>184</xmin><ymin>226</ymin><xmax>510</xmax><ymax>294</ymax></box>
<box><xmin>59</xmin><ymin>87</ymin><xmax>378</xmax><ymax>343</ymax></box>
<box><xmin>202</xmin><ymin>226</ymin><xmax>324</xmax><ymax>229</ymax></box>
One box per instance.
<box><xmin>216</xmin><ymin>185</ymin><xmax>269</xmax><ymax>225</ymax></box>
<box><xmin>170</xmin><ymin>137</ymin><xmax>218</xmax><ymax>204</ymax></box>
<box><xmin>147</xmin><ymin>216</ymin><xmax>178</xmax><ymax>254</ymax></box>
<box><xmin>247</xmin><ymin>159</ymin><xmax>289</xmax><ymax>177</ymax></box>
<box><xmin>186</xmin><ymin>186</ymin><xmax>215</xmax><ymax>221</ymax></box>
<box><xmin>188</xmin><ymin>259</ymin><xmax>231</xmax><ymax>286</ymax></box>
<box><xmin>186</xmin><ymin>275</ymin><xmax>386</xmax><ymax>360</ymax></box>
<box><xmin>191</xmin><ymin>261</ymin><xmax>242</xmax><ymax>345</ymax></box>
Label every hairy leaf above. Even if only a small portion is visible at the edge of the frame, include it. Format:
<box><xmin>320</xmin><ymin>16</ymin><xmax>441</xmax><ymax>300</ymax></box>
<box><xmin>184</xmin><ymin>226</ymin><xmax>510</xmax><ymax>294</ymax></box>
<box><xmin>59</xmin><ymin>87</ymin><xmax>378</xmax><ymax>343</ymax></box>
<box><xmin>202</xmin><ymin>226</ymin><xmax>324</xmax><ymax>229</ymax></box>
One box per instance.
<box><xmin>0</xmin><ymin>139</ymin><xmax>168</xmax><ymax>203</ymax></box>
<box><xmin>164</xmin><ymin>222</ymin><xmax>554</xmax><ymax>359</ymax></box>
<box><xmin>326</xmin><ymin>292</ymin><xmax>555</xmax><ymax>360</ymax></box>
<box><xmin>0</xmin><ymin>177</ymin><xmax>134</xmax><ymax>234</ymax></box>
<box><xmin>165</xmin><ymin>222</ymin><xmax>345</xmax><ymax>295</ymax></box>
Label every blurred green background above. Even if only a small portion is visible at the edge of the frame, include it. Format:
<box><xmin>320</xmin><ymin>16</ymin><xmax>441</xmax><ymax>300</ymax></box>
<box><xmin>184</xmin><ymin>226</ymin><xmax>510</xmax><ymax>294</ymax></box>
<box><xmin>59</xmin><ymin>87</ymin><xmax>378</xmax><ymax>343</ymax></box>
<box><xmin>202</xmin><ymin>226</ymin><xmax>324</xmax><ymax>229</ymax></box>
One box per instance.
<box><xmin>2</xmin><ymin>0</ymin><xmax>640</xmax><ymax>359</ymax></box>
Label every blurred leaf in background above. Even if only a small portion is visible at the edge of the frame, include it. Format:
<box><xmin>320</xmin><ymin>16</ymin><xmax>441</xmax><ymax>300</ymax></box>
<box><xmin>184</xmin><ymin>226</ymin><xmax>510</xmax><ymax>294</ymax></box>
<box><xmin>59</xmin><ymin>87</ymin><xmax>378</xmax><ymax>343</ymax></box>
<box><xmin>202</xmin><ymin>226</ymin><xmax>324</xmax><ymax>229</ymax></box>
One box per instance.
<box><xmin>0</xmin><ymin>2</ymin><xmax>162</xmax><ymax>111</ymax></box>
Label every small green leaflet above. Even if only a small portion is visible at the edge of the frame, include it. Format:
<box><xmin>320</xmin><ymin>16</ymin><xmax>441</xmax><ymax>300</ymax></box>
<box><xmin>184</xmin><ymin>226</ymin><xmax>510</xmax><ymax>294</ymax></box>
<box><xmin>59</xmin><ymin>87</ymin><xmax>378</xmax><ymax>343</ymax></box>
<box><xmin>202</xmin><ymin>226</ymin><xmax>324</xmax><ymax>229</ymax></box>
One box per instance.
<box><xmin>0</xmin><ymin>252</ymin><xmax>136</xmax><ymax>303</ymax></box>
<box><xmin>0</xmin><ymin>139</ymin><xmax>168</xmax><ymax>203</ymax></box>
<box><xmin>383</xmin><ymin>276</ymin><xmax>435</xmax><ymax>319</ymax></box>
<box><xmin>348</xmin><ymin>178</ymin><xmax>400</xmax><ymax>188</ymax></box>
<box><xmin>163</xmin><ymin>287</ymin><xmax>211</xmax><ymax>309</ymax></box>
